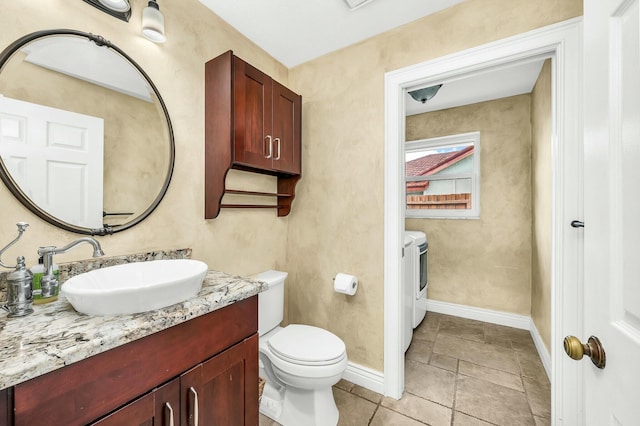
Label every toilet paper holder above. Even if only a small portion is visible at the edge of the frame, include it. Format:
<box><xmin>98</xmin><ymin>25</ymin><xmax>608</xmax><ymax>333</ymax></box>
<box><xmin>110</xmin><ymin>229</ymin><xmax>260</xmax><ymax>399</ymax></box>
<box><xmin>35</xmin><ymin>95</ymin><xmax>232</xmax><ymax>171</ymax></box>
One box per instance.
<box><xmin>333</xmin><ymin>273</ymin><xmax>358</xmax><ymax>295</ymax></box>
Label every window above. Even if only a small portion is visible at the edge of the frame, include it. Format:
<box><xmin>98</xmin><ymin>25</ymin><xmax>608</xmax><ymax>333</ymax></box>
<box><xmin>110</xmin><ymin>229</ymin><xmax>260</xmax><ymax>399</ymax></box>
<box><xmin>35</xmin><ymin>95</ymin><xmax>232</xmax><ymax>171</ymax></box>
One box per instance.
<box><xmin>405</xmin><ymin>131</ymin><xmax>480</xmax><ymax>219</ymax></box>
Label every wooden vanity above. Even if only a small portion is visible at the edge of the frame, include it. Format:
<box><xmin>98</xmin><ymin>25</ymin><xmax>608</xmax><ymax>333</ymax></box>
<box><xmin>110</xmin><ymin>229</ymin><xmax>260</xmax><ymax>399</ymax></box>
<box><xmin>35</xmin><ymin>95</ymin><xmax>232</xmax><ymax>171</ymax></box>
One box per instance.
<box><xmin>0</xmin><ymin>271</ymin><xmax>264</xmax><ymax>426</ymax></box>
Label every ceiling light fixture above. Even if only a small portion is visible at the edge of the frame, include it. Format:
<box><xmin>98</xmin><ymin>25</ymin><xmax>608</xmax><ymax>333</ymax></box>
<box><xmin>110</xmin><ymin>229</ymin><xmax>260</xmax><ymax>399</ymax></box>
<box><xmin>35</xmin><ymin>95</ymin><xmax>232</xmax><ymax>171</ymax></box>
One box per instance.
<box><xmin>83</xmin><ymin>0</ymin><xmax>131</xmax><ymax>22</ymax></box>
<box><xmin>141</xmin><ymin>0</ymin><xmax>166</xmax><ymax>43</ymax></box>
<box><xmin>344</xmin><ymin>0</ymin><xmax>376</xmax><ymax>11</ymax></box>
<box><xmin>408</xmin><ymin>84</ymin><xmax>443</xmax><ymax>103</ymax></box>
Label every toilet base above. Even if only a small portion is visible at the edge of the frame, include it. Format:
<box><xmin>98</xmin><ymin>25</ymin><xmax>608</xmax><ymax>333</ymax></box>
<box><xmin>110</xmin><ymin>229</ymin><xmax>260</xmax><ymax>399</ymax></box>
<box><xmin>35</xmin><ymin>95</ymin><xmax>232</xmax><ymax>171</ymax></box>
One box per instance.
<box><xmin>259</xmin><ymin>379</ymin><xmax>339</xmax><ymax>426</ymax></box>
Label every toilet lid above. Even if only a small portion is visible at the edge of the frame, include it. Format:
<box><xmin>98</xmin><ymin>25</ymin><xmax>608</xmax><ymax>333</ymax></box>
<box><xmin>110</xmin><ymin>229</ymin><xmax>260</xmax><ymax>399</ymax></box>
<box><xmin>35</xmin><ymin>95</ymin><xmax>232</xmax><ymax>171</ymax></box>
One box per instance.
<box><xmin>267</xmin><ymin>324</ymin><xmax>346</xmax><ymax>364</ymax></box>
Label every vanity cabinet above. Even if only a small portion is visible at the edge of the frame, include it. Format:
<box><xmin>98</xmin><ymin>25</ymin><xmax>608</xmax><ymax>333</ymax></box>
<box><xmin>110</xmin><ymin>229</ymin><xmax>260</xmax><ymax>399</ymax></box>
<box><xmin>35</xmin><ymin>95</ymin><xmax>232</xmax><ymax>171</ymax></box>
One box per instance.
<box><xmin>8</xmin><ymin>296</ymin><xmax>258</xmax><ymax>426</ymax></box>
<box><xmin>205</xmin><ymin>50</ymin><xmax>302</xmax><ymax>218</ymax></box>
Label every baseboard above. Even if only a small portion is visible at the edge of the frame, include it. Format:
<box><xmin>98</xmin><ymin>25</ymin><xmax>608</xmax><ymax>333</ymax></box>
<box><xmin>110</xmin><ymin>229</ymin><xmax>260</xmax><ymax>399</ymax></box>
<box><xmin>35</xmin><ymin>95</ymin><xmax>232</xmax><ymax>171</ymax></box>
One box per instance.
<box><xmin>426</xmin><ymin>298</ymin><xmax>551</xmax><ymax>380</ymax></box>
<box><xmin>343</xmin><ymin>361</ymin><xmax>385</xmax><ymax>395</ymax></box>
<box><xmin>529</xmin><ymin>319</ymin><xmax>551</xmax><ymax>380</ymax></box>
<box><xmin>425</xmin><ymin>299</ymin><xmax>531</xmax><ymax>329</ymax></box>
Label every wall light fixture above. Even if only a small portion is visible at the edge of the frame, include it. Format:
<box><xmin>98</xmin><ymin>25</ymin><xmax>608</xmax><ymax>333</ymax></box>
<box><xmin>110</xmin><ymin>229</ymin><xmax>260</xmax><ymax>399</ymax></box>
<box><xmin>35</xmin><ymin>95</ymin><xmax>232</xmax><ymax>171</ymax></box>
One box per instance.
<box><xmin>83</xmin><ymin>0</ymin><xmax>131</xmax><ymax>22</ymax></box>
<box><xmin>141</xmin><ymin>0</ymin><xmax>166</xmax><ymax>43</ymax></box>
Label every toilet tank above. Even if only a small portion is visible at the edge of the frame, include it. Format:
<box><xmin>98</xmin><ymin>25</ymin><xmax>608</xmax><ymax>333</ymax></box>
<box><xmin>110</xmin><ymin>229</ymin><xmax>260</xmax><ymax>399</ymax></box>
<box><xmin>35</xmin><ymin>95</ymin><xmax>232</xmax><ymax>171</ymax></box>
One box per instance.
<box><xmin>254</xmin><ymin>270</ymin><xmax>288</xmax><ymax>336</ymax></box>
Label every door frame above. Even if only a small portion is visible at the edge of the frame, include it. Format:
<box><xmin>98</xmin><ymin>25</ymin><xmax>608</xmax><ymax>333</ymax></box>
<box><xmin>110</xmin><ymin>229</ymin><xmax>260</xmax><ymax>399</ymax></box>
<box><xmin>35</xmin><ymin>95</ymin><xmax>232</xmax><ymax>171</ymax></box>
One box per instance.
<box><xmin>383</xmin><ymin>17</ymin><xmax>583</xmax><ymax>424</ymax></box>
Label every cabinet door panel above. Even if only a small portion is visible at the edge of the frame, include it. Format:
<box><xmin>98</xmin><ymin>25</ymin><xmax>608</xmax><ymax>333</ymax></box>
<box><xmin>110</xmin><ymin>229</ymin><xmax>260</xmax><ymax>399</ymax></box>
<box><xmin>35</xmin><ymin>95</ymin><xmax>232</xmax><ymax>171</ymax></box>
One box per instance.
<box><xmin>91</xmin><ymin>392</ymin><xmax>154</xmax><ymax>426</ymax></box>
<box><xmin>233</xmin><ymin>57</ymin><xmax>273</xmax><ymax>170</ymax></box>
<box><xmin>181</xmin><ymin>334</ymin><xmax>258</xmax><ymax>426</ymax></box>
<box><xmin>272</xmin><ymin>81</ymin><xmax>301</xmax><ymax>174</ymax></box>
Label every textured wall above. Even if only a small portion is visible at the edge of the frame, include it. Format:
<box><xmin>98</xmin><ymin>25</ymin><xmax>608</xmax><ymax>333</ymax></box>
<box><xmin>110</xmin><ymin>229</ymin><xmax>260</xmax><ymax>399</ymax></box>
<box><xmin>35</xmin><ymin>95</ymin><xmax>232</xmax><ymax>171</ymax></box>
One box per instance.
<box><xmin>288</xmin><ymin>0</ymin><xmax>582</xmax><ymax>370</ymax></box>
<box><xmin>0</xmin><ymin>0</ymin><xmax>289</xmax><ymax>275</ymax></box>
<box><xmin>406</xmin><ymin>95</ymin><xmax>533</xmax><ymax>316</ymax></box>
<box><xmin>531</xmin><ymin>60</ymin><xmax>553</xmax><ymax>353</ymax></box>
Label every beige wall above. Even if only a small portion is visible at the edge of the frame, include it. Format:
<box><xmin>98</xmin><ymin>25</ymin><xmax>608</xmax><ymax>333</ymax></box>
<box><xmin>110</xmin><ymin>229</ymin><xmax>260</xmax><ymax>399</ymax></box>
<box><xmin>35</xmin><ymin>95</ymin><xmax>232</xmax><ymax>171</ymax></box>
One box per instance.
<box><xmin>287</xmin><ymin>0</ymin><xmax>581</xmax><ymax>371</ymax></box>
<box><xmin>0</xmin><ymin>0</ymin><xmax>290</xmax><ymax>275</ymax></box>
<box><xmin>531</xmin><ymin>59</ymin><xmax>553</xmax><ymax>353</ymax></box>
<box><xmin>405</xmin><ymin>95</ymin><xmax>533</xmax><ymax>316</ymax></box>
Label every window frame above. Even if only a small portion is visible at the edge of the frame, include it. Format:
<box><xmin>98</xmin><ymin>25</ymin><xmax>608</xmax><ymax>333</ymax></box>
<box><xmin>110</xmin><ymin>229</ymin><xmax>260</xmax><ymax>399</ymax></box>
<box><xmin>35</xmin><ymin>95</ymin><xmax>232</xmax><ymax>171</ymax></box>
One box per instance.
<box><xmin>404</xmin><ymin>131</ymin><xmax>480</xmax><ymax>219</ymax></box>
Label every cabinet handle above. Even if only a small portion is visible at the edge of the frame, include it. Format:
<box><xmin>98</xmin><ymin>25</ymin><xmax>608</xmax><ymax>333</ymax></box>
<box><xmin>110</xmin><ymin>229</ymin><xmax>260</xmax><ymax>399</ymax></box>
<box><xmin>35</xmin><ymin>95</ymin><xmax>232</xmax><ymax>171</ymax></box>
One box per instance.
<box><xmin>188</xmin><ymin>387</ymin><xmax>199</xmax><ymax>426</ymax></box>
<box><xmin>164</xmin><ymin>402</ymin><xmax>175</xmax><ymax>426</ymax></box>
<box><xmin>274</xmin><ymin>137</ymin><xmax>281</xmax><ymax>160</ymax></box>
<box><xmin>264</xmin><ymin>135</ymin><xmax>273</xmax><ymax>159</ymax></box>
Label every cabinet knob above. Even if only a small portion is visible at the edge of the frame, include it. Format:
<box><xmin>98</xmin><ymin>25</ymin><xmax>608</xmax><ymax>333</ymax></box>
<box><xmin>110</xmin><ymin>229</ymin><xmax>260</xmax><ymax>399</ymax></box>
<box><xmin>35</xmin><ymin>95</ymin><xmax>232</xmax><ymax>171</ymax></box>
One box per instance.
<box><xmin>274</xmin><ymin>137</ymin><xmax>281</xmax><ymax>160</ymax></box>
<box><xmin>163</xmin><ymin>402</ymin><xmax>175</xmax><ymax>426</ymax></box>
<box><xmin>188</xmin><ymin>386</ymin><xmax>199</xmax><ymax>426</ymax></box>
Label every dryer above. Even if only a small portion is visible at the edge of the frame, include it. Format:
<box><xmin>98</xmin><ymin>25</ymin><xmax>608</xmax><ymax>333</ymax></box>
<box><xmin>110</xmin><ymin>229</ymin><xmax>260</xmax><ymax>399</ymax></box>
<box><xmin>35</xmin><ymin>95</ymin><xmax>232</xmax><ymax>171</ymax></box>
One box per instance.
<box><xmin>405</xmin><ymin>231</ymin><xmax>428</xmax><ymax>328</ymax></box>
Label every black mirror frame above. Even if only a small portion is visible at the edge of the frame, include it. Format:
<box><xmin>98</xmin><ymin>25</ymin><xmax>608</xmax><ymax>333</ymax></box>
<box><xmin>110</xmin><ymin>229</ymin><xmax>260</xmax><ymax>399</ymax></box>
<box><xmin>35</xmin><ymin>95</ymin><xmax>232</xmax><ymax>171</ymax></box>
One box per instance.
<box><xmin>0</xmin><ymin>29</ymin><xmax>175</xmax><ymax>236</ymax></box>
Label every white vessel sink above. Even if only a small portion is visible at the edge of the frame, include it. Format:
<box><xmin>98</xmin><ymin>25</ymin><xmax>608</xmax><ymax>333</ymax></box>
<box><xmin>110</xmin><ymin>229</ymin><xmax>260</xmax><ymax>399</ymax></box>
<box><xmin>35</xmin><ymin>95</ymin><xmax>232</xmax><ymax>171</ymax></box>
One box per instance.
<box><xmin>62</xmin><ymin>259</ymin><xmax>209</xmax><ymax>316</ymax></box>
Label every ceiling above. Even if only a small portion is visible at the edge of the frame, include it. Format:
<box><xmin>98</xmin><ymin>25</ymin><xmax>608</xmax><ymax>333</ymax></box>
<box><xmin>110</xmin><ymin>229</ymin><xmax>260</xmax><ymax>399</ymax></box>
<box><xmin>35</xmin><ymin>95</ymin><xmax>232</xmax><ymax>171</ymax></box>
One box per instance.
<box><xmin>198</xmin><ymin>0</ymin><xmax>465</xmax><ymax>68</ymax></box>
<box><xmin>198</xmin><ymin>0</ymin><xmax>547</xmax><ymax>116</ymax></box>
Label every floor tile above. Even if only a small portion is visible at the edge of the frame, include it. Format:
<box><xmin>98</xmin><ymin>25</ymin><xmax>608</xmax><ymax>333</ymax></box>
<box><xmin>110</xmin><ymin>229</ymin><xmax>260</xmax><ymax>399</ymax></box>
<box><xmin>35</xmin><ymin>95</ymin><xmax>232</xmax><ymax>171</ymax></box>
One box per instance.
<box><xmin>517</xmin><ymin>351</ymin><xmax>549</xmax><ymax>381</ymax></box>
<box><xmin>453</xmin><ymin>411</ymin><xmax>496</xmax><ymax>426</ymax></box>
<box><xmin>458</xmin><ymin>360</ymin><xmax>524</xmax><ymax>392</ymax></box>
<box><xmin>429</xmin><ymin>353</ymin><xmax>459</xmax><ymax>372</ymax></box>
<box><xmin>258</xmin><ymin>413</ymin><xmax>278</xmax><ymax>426</ymax></box>
<box><xmin>523</xmin><ymin>376</ymin><xmax>551</xmax><ymax>418</ymax></box>
<box><xmin>335</xmin><ymin>378</ymin><xmax>355</xmax><ymax>392</ymax></box>
<box><xmin>455</xmin><ymin>375</ymin><xmax>534</xmax><ymax>426</ymax></box>
<box><xmin>351</xmin><ymin>384</ymin><xmax>382</xmax><ymax>404</ymax></box>
<box><xmin>381</xmin><ymin>392</ymin><xmax>452</xmax><ymax>426</ymax></box>
<box><xmin>433</xmin><ymin>334</ymin><xmax>520</xmax><ymax>374</ymax></box>
<box><xmin>370</xmin><ymin>406</ymin><xmax>425</xmax><ymax>426</ymax></box>
<box><xmin>405</xmin><ymin>359</ymin><xmax>456</xmax><ymax>407</ymax></box>
<box><xmin>406</xmin><ymin>338</ymin><xmax>433</xmax><ymax>364</ymax></box>
<box><xmin>333</xmin><ymin>387</ymin><xmax>377</xmax><ymax>426</ymax></box>
<box><xmin>438</xmin><ymin>316</ymin><xmax>486</xmax><ymax>342</ymax></box>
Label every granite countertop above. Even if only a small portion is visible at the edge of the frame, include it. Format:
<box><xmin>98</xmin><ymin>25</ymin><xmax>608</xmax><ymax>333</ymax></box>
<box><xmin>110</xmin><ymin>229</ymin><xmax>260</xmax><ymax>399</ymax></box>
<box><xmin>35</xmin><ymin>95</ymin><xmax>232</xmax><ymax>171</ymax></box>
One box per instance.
<box><xmin>0</xmin><ymin>270</ymin><xmax>267</xmax><ymax>390</ymax></box>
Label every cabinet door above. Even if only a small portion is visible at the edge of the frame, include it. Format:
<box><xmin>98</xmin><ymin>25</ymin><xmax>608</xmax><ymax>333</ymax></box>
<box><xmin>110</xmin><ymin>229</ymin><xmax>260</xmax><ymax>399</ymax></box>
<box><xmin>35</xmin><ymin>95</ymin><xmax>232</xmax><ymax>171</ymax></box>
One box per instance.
<box><xmin>180</xmin><ymin>334</ymin><xmax>259</xmax><ymax>426</ymax></box>
<box><xmin>233</xmin><ymin>57</ymin><xmax>273</xmax><ymax>170</ymax></box>
<box><xmin>91</xmin><ymin>378</ymin><xmax>180</xmax><ymax>426</ymax></box>
<box><xmin>272</xmin><ymin>81</ymin><xmax>302</xmax><ymax>175</ymax></box>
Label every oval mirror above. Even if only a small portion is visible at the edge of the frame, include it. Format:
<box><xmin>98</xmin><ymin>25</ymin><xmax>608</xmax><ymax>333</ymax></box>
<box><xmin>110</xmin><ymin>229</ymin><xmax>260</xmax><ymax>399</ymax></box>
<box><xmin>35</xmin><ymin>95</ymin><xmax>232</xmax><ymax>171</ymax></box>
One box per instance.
<box><xmin>0</xmin><ymin>29</ymin><xmax>174</xmax><ymax>235</ymax></box>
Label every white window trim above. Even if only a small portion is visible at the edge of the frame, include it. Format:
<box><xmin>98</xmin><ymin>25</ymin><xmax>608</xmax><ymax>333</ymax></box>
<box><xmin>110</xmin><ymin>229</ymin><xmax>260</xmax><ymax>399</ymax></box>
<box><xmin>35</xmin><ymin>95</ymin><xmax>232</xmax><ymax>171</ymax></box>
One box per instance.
<box><xmin>404</xmin><ymin>131</ymin><xmax>480</xmax><ymax>219</ymax></box>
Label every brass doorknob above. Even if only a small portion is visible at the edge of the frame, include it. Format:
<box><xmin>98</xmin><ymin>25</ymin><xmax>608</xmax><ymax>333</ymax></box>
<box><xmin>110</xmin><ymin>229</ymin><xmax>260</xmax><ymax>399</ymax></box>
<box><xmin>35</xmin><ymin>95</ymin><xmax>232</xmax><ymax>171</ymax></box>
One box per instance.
<box><xmin>563</xmin><ymin>335</ymin><xmax>606</xmax><ymax>369</ymax></box>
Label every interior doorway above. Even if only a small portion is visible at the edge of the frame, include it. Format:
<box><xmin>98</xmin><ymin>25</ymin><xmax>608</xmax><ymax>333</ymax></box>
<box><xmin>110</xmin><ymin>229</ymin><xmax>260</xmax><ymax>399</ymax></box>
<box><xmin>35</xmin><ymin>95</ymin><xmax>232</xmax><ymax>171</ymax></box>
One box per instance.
<box><xmin>383</xmin><ymin>17</ymin><xmax>583</xmax><ymax>424</ymax></box>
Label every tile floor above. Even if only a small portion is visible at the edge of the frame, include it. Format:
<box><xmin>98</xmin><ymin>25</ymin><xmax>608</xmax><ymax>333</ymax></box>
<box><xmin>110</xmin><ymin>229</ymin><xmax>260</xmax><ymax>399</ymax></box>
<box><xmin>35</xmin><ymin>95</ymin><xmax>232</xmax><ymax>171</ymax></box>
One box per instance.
<box><xmin>259</xmin><ymin>312</ymin><xmax>550</xmax><ymax>426</ymax></box>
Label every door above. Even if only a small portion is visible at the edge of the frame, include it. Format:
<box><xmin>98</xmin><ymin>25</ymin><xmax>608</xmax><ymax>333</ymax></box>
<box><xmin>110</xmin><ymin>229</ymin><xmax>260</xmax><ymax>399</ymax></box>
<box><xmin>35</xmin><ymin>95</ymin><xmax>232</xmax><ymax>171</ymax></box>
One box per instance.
<box><xmin>0</xmin><ymin>96</ymin><xmax>104</xmax><ymax>228</ymax></box>
<box><xmin>233</xmin><ymin>57</ymin><xmax>273</xmax><ymax>170</ymax></box>
<box><xmin>180</xmin><ymin>335</ymin><xmax>259</xmax><ymax>426</ymax></box>
<box><xmin>582</xmin><ymin>0</ymin><xmax>640</xmax><ymax>423</ymax></box>
<box><xmin>91</xmin><ymin>378</ymin><xmax>180</xmax><ymax>426</ymax></box>
<box><xmin>272</xmin><ymin>81</ymin><xmax>301</xmax><ymax>174</ymax></box>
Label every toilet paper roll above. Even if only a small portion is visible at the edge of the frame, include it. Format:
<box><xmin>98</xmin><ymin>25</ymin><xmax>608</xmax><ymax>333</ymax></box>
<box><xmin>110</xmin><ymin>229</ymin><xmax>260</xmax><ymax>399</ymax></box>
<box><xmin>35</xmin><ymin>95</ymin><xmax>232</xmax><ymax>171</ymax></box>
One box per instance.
<box><xmin>334</xmin><ymin>273</ymin><xmax>358</xmax><ymax>296</ymax></box>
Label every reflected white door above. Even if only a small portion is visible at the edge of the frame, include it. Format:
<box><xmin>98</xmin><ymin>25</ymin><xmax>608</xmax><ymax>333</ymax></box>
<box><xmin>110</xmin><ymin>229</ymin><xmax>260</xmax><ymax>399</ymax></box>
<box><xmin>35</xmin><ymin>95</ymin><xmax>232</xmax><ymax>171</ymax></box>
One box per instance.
<box><xmin>583</xmin><ymin>0</ymin><xmax>640</xmax><ymax>423</ymax></box>
<box><xmin>0</xmin><ymin>96</ymin><xmax>103</xmax><ymax>229</ymax></box>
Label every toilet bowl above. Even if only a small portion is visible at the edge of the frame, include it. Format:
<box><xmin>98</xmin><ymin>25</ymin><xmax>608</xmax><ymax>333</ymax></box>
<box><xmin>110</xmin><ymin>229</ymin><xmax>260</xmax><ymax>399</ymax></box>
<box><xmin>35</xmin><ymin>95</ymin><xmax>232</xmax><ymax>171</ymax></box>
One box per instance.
<box><xmin>255</xmin><ymin>270</ymin><xmax>348</xmax><ymax>426</ymax></box>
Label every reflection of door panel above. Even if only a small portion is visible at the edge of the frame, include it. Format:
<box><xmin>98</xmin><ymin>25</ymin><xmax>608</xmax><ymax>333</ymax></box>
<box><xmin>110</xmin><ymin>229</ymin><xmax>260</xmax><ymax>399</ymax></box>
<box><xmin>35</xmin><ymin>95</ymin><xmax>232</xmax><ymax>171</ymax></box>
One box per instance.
<box><xmin>0</xmin><ymin>96</ymin><xmax>103</xmax><ymax>228</ymax></box>
<box><xmin>583</xmin><ymin>0</ymin><xmax>640</xmax><ymax>423</ymax></box>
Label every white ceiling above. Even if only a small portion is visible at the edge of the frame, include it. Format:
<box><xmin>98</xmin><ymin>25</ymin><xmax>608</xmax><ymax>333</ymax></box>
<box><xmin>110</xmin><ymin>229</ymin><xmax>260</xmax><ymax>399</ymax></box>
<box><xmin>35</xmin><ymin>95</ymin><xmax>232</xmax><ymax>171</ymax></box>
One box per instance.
<box><xmin>198</xmin><ymin>0</ymin><xmax>465</xmax><ymax>68</ymax></box>
<box><xmin>198</xmin><ymin>0</ymin><xmax>547</xmax><ymax>116</ymax></box>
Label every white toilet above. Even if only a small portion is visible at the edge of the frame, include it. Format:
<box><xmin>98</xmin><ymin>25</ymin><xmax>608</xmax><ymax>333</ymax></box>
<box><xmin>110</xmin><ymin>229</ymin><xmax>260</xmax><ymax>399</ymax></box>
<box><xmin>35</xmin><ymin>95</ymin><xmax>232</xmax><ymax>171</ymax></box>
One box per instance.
<box><xmin>256</xmin><ymin>270</ymin><xmax>348</xmax><ymax>426</ymax></box>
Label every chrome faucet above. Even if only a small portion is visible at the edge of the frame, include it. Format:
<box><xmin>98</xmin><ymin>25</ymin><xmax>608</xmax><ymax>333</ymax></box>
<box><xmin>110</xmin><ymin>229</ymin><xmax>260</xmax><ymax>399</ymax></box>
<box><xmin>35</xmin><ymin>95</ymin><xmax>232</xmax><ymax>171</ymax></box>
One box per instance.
<box><xmin>37</xmin><ymin>238</ymin><xmax>105</xmax><ymax>298</ymax></box>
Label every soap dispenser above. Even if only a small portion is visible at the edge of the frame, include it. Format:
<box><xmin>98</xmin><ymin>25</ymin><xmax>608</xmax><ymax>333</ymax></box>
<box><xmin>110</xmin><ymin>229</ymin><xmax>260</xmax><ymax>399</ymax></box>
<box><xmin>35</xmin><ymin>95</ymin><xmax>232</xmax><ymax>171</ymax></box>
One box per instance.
<box><xmin>2</xmin><ymin>256</ymin><xmax>34</xmax><ymax>317</ymax></box>
<box><xmin>0</xmin><ymin>222</ymin><xmax>34</xmax><ymax>317</ymax></box>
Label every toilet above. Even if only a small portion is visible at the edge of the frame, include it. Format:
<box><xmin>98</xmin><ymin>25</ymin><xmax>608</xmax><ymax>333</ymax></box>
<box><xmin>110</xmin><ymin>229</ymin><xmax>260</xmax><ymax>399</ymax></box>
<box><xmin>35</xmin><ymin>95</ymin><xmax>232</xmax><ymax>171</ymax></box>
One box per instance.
<box><xmin>256</xmin><ymin>270</ymin><xmax>348</xmax><ymax>426</ymax></box>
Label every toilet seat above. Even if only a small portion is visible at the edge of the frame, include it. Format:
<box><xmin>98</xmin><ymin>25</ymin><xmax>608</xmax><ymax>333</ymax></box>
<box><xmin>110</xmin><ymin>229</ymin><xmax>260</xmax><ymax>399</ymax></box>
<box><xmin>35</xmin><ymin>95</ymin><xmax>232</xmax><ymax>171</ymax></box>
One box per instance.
<box><xmin>268</xmin><ymin>324</ymin><xmax>346</xmax><ymax>366</ymax></box>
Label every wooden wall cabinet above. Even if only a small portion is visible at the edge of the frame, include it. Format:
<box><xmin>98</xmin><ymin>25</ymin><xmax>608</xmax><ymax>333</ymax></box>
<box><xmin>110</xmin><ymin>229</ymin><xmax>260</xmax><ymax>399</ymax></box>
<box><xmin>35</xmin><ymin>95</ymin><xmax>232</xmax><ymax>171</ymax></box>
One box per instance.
<box><xmin>205</xmin><ymin>50</ymin><xmax>302</xmax><ymax>218</ymax></box>
<box><xmin>4</xmin><ymin>297</ymin><xmax>258</xmax><ymax>426</ymax></box>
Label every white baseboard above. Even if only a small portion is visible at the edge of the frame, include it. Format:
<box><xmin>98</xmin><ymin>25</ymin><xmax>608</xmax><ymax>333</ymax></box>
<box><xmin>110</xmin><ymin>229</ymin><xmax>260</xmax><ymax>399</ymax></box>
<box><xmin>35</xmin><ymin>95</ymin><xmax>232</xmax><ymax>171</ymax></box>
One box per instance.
<box><xmin>529</xmin><ymin>319</ymin><xmax>551</xmax><ymax>380</ymax></box>
<box><xmin>426</xmin><ymin>298</ymin><xmax>551</xmax><ymax>380</ymax></box>
<box><xmin>342</xmin><ymin>361</ymin><xmax>384</xmax><ymax>394</ymax></box>
<box><xmin>426</xmin><ymin>299</ymin><xmax>531</xmax><ymax>329</ymax></box>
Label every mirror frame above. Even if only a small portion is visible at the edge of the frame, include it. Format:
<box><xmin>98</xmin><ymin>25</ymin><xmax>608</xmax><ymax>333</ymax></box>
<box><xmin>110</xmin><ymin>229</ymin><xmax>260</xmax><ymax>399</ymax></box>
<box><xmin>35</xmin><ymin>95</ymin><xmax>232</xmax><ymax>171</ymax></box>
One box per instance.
<box><xmin>0</xmin><ymin>29</ymin><xmax>175</xmax><ymax>236</ymax></box>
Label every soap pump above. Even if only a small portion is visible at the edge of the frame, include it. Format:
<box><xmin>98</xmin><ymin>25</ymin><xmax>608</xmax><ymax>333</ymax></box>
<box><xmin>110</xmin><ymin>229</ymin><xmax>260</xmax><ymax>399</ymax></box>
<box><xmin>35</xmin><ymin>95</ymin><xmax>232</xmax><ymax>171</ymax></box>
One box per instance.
<box><xmin>0</xmin><ymin>222</ymin><xmax>34</xmax><ymax>317</ymax></box>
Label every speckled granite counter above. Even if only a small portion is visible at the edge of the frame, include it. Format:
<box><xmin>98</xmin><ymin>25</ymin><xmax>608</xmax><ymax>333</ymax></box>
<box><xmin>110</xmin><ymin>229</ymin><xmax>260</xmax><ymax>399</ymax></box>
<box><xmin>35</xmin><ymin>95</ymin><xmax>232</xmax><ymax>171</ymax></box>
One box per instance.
<box><xmin>0</xmin><ymin>270</ymin><xmax>267</xmax><ymax>390</ymax></box>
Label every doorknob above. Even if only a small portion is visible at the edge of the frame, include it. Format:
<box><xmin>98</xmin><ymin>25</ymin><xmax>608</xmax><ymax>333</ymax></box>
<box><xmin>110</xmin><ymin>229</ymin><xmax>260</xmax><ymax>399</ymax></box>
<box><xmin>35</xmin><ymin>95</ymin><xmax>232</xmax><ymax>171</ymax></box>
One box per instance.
<box><xmin>563</xmin><ymin>335</ymin><xmax>606</xmax><ymax>369</ymax></box>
